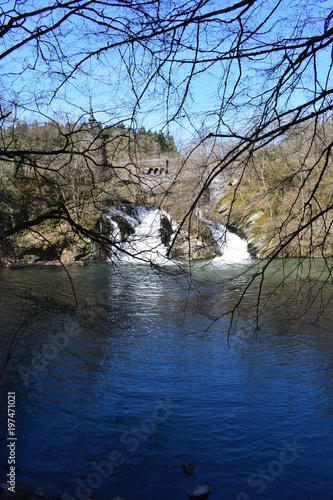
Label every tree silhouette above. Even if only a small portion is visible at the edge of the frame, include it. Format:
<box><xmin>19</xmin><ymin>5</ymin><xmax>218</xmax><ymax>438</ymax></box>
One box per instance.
<box><xmin>0</xmin><ymin>0</ymin><xmax>332</xmax><ymax>335</ymax></box>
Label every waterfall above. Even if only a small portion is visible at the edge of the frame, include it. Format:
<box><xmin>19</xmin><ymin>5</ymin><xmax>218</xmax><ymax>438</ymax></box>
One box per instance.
<box><xmin>109</xmin><ymin>219</ymin><xmax>122</xmax><ymax>244</ymax></box>
<box><xmin>103</xmin><ymin>205</ymin><xmax>175</xmax><ymax>264</ymax></box>
<box><xmin>102</xmin><ymin>204</ymin><xmax>251</xmax><ymax>265</ymax></box>
<box><xmin>209</xmin><ymin>223</ymin><xmax>251</xmax><ymax>264</ymax></box>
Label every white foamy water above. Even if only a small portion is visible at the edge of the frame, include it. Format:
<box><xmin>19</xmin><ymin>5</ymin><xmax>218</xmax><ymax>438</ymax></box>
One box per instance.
<box><xmin>121</xmin><ymin>207</ymin><xmax>171</xmax><ymax>263</ymax></box>
<box><xmin>103</xmin><ymin>205</ymin><xmax>250</xmax><ymax>265</ymax></box>
<box><xmin>210</xmin><ymin>224</ymin><xmax>251</xmax><ymax>264</ymax></box>
<box><xmin>105</xmin><ymin>206</ymin><xmax>175</xmax><ymax>264</ymax></box>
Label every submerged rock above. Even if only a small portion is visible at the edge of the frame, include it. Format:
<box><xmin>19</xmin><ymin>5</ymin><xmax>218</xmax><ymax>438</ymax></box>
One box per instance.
<box><xmin>187</xmin><ymin>484</ymin><xmax>212</xmax><ymax>500</ymax></box>
<box><xmin>182</xmin><ymin>462</ymin><xmax>196</xmax><ymax>476</ymax></box>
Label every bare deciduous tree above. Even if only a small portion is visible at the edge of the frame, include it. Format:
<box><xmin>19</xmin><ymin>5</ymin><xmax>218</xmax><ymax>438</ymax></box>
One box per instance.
<box><xmin>0</xmin><ymin>0</ymin><xmax>332</xmax><ymax>334</ymax></box>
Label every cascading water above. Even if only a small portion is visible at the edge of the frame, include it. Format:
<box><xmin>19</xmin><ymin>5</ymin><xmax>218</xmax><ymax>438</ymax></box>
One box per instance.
<box><xmin>102</xmin><ymin>204</ymin><xmax>251</xmax><ymax>265</ymax></box>
<box><xmin>209</xmin><ymin>223</ymin><xmax>251</xmax><ymax>263</ymax></box>
<box><xmin>103</xmin><ymin>205</ymin><xmax>175</xmax><ymax>264</ymax></box>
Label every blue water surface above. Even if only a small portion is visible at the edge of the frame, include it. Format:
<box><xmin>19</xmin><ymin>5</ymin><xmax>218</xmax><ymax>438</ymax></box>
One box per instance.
<box><xmin>0</xmin><ymin>261</ymin><xmax>332</xmax><ymax>499</ymax></box>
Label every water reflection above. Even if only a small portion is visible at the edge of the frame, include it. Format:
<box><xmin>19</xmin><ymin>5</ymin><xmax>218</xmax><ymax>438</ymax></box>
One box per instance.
<box><xmin>0</xmin><ymin>261</ymin><xmax>332</xmax><ymax>499</ymax></box>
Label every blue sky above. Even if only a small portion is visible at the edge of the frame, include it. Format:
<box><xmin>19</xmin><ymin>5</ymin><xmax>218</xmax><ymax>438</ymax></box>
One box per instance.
<box><xmin>1</xmin><ymin>0</ymin><xmax>332</xmax><ymax>145</ymax></box>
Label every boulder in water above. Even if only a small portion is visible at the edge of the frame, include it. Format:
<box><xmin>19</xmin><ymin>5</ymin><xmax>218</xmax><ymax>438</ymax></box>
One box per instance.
<box><xmin>187</xmin><ymin>484</ymin><xmax>212</xmax><ymax>500</ymax></box>
<box><xmin>182</xmin><ymin>462</ymin><xmax>196</xmax><ymax>476</ymax></box>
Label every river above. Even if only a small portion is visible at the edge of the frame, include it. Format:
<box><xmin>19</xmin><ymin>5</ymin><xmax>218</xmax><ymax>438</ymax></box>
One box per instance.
<box><xmin>0</xmin><ymin>259</ymin><xmax>332</xmax><ymax>499</ymax></box>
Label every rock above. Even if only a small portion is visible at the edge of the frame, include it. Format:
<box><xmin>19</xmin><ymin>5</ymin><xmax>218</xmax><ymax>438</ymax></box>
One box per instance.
<box><xmin>187</xmin><ymin>484</ymin><xmax>212</xmax><ymax>500</ymax></box>
<box><xmin>170</xmin><ymin>231</ymin><xmax>217</xmax><ymax>261</ymax></box>
<box><xmin>160</xmin><ymin>214</ymin><xmax>173</xmax><ymax>246</ymax></box>
<box><xmin>182</xmin><ymin>462</ymin><xmax>196</xmax><ymax>476</ymax></box>
<box><xmin>60</xmin><ymin>242</ymin><xmax>91</xmax><ymax>262</ymax></box>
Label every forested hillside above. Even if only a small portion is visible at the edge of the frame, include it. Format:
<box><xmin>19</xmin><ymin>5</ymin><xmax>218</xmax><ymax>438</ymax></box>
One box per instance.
<box><xmin>0</xmin><ymin>111</ymin><xmax>332</xmax><ymax>266</ymax></box>
<box><xmin>0</xmin><ymin>116</ymin><xmax>178</xmax><ymax>265</ymax></box>
<box><xmin>212</xmin><ymin>118</ymin><xmax>333</xmax><ymax>258</ymax></box>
